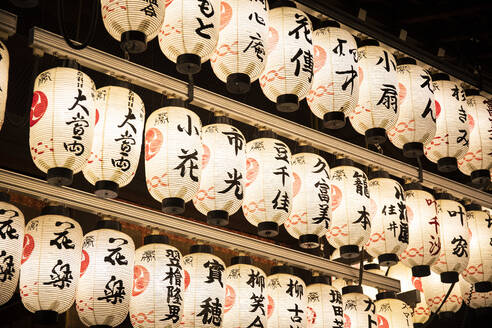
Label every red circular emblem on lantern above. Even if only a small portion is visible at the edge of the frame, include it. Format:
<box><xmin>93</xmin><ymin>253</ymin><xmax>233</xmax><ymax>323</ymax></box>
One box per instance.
<box><xmin>184</xmin><ymin>269</ymin><xmax>190</xmax><ymax>291</ymax></box>
<box><xmin>331</xmin><ymin>185</ymin><xmax>342</xmax><ymax>211</ymax></box>
<box><xmin>467</xmin><ymin>114</ymin><xmax>474</xmax><ymax>131</ymax></box>
<box><xmin>406</xmin><ymin>205</ymin><xmax>414</xmax><ymax>223</ymax></box>
<box><xmin>292</xmin><ymin>172</ymin><xmax>301</xmax><ymax>198</ymax></box>
<box><xmin>369</xmin><ymin>198</ymin><xmax>378</xmax><ymax>219</ymax></box>
<box><xmin>30</xmin><ymin>91</ymin><xmax>48</xmax><ymax>127</ymax></box>
<box><xmin>132</xmin><ymin>265</ymin><xmax>150</xmax><ymax>296</ymax></box>
<box><xmin>313</xmin><ymin>45</ymin><xmax>327</xmax><ymax>74</ymax></box>
<box><xmin>307</xmin><ymin>306</ymin><xmax>316</xmax><ymax>324</ymax></box>
<box><xmin>267</xmin><ymin>27</ymin><xmax>279</xmax><ymax>55</ymax></box>
<box><xmin>219</xmin><ymin>2</ymin><xmax>232</xmax><ymax>31</ymax></box>
<box><xmin>202</xmin><ymin>144</ymin><xmax>210</xmax><ymax>169</ymax></box>
<box><xmin>358</xmin><ymin>67</ymin><xmax>364</xmax><ymax>86</ymax></box>
<box><xmin>165</xmin><ymin>0</ymin><xmax>174</xmax><ymax>7</ymax></box>
<box><xmin>21</xmin><ymin>233</ymin><xmax>34</xmax><ymax>264</ymax></box>
<box><xmin>80</xmin><ymin>249</ymin><xmax>90</xmax><ymax>277</ymax></box>
<box><xmin>344</xmin><ymin>313</ymin><xmax>351</xmax><ymax>328</ymax></box>
<box><xmin>267</xmin><ymin>295</ymin><xmax>274</xmax><ymax>319</ymax></box>
<box><xmin>224</xmin><ymin>284</ymin><xmax>236</xmax><ymax>313</ymax></box>
<box><xmin>94</xmin><ymin>109</ymin><xmax>100</xmax><ymax>126</ymax></box>
<box><xmin>245</xmin><ymin>157</ymin><xmax>259</xmax><ymax>187</ymax></box>
<box><xmin>435</xmin><ymin>100</ymin><xmax>441</xmax><ymax>118</ymax></box>
<box><xmin>412</xmin><ymin>276</ymin><xmax>423</xmax><ymax>292</ymax></box>
<box><xmin>377</xmin><ymin>314</ymin><xmax>389</xmax><ymax>328</ymax></box>
<box><xmin>398</xmin><ymin>83</ymin><xmax>407</xmax><ymax>103</ymax></box>
<box><xmin>145</xmin><ymin>128</ymin><xmax>163</xmax><ymax>161</ymax></box>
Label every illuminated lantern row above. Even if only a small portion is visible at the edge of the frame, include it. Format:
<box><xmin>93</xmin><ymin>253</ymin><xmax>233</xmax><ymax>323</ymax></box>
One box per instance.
<box><xmin>0</xmin><ymin>193</ymin><xmax>24</xmax><ymax>306</ymax></box>
<box><xmin>211</xmin><ymin>0</ymin><xmax>268</xmax><ymax>94</ymax></box>
<box><xmin>458</xmin><ymin>89</ymin><xmax>492</xmax><ymax>185</ymax></box>
<box><xmin>389</xmin><ymin>57</ymin><xmax>436</xmax><ymax>158</ymax></box>
<box><xmin>413</xmin><ymin>297</ymin><xmax>430</xmax><ymax>328</ymax></box>
<box><xmin>459</xmin><ymin>275</ymin><xmax>492</xmax><ymax>310</ymax></box>
<box><xmin>267</xmin><ymin>265</ymin><xmax>307</xmax><ymax>328</ymax></box>
<box><xmin>349</xmin><ymin>39</ymin><xmax>399</xmax><ymax>145</ymax></box>
<box><xmin>285</xmin><ymin>150</ymin><xmax>331</xmax><ymax>249</ymax></box>
<box><xmin>342</xmin><ymin>285</ymin><xmax>377</xmax><ymax>328</ymax></box>
<box><xmin>76</xmin><ymin>220</ymin><xmax>135</xmax><ymax>328</ymax></box>
<box><xmin>260</xmin><ymin>1</ymin><xmax>314</xmax><ymax>112</ymax></box>
<box><xmin>223</xmin><ymin>256</ymin><xmax>267</xmax><ymax>328</ymax></box>
<box><xmin>308</xmin><ymin>21</ymin><xmax>359</xmax><ymax>129</ymax></box>
<box><xmin>30</xmin><ymin>66</ymin><xmax>96</xmax><ymax>186</ymax></box>
<box><xmin>327</xmin><ymin>159</ymin><xmax>371</xmax><ymax>259</ymax></box>
<box><xmin>421</xmin><ymin>270</ymin><xmax>462</xmax><ymax>315</ymax></box>
<box><xmin>145</xmin><ymin>99</ymin><xmax>202</xmax><ymax>214</ymax></box>
<box><xmin>83</xmin><ymin>85</ymin><xmax>145</xmax><ymax>198</ymax></box>
<box><xmin>375</xmin><ymin>292</ymin><xmax>413</xmax><ymax>328</ymax></box>
<box><xmin>182</xmin><ymin>245</ymin><xmax>225</xmax><ymax>327</ymax></box>
<box><xmin>20</xmin><ymin>206</ymin><xmax>82</xmax><ymax>324</ymax></box>
<box><xmin>243</xmin><ymin>134</ymin><xmax>292</xmax><ymax>237</ymax></box>
<box><xmin>159</xmin><ymin>0</ymin><xmax>220</xmax><ymax>74</ymax></box>
<box><xmin>424</xmin><ymin>73</ymin><xmax>469</xmax><ymax>173</ymax></box>
<box><xmin>130</xmin><ymin>234</ymin><xmax>184</xmax><ymax>328</ymax></box>
<box><xmin>193</xmin><ymin>122</ymin><xmax>246</xmax><ymax>226</ymax></box>
<box><xmin>366</xmin><ymin>171</ymin><xmax>408</xmax><ymax>266</ymax></box>
<box><xmin>100</xmin><ymin>0</ymin><xmax>165</xmax><ymax>53</ymax></box>
<box><xmin>306</xmin><ymin>275</ymin><xmax>344</xmax><ymax>328</ymax></box>
<box><xmin>0</xmin><ymin>40</ymin><xmax>8</xmax><ymax>132</ymax></box>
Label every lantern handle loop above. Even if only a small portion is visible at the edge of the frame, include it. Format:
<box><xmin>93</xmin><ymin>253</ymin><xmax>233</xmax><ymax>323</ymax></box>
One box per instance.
<box><xmin>57</xmin><ymin>0</ymin><xmax>99</xmax><ymax>50</ymax></box>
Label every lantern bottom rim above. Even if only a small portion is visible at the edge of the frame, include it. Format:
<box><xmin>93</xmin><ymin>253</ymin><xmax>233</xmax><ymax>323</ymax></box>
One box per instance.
<box><xmin>299</xmin><ymin>234</ymin><xmax>320</xmax><ymax>249</ymax></box>
<box><xmin>207</xmin><ymin>210</ymin><xmax>229</xmax><ymax>226</ymax></box>
<box><xmin>162</xmin><ymin>197</ymin><xmax>185</xmax><ymax>214</ymax></box>
<box><xmin>323</xmin><ymin>112</ymin><xmax>346</xmax><ymax>129</ymax></box>
<box><xmin>365</xmin><ymin>128</ymin><xmax>387</xmax><ymax>145</ymax></box>
<box><xmin>276</xmin><ymin>94</ymin><xmax>299</xmax><ymax>112</ymax></box>
<box><xmin>437</xmin><ymin>157</ymin><xmax>457</xmax><ymax>173</ymax></box>
<box><xmin>414</xmin><ymin>324</ymin><xmax>424</xmax><ymax>328</ymax></box>
<box><xmin>227</xmin><ymin>73</ymin><xmax>251</xmax><ymax>94</ymax></box>
<box><xmin>339</xmin><ymin>245</ymin><xmax>360</xmax><ymax>259</ymax></box>
<box><xmin>177</xmin><ymin>54</ymin><xmax>201</xmax><ymax>75</ymax></box>
<box><xmin>95</xmin><ymin>180</ymin><xmax>119</xmax><ymax>199</ymax></box>
<box><xmin>440</xmin><ymin>271</ymin><xmax>459</xmax><ymax>283</ymax></box>
<box><xmin>438</xmin><ymin>311</ymin><xmax>454</xmax><ymax>320</ymax></box>
<box><xmin>471</xmin><ymin>169</ymin><xmax>490</xmax><ymax>186</ymax></box>
<box><xmin>34</xmin><ymin>310</ymin><xmax>59</xmax><ymax>325</ymax></box>
<box><xmin>47</xmin><ymin>167</ymin><xmax>73</xmax><ymax>186</ymax></box>
<box><xmin>121</xmin><ymin>30</ymin><xmax>147</xmax><ymax>54</ymax></box>
<box><xmin>403</xmin><ymin>142</ymin><xmax>424</xmax><ymax>158</ymax></box>
<box><xmin>412</xmin><ymin>265</ymin><xmax>431</xmax><ymax>277</ymax></box>
<box><xmin>475</xmin><ymin>281</ymin><xmax>492</xmax><ymax>293</ymax></box>
<box><xmin>258</xmin><ymin>221</ymin><xmax>279</xmax><ymax>237</ymax></box>
<box><xmin>378</xmin><ymin>253</ymin><xmax>399</xmax><ymax>267</ymax></box>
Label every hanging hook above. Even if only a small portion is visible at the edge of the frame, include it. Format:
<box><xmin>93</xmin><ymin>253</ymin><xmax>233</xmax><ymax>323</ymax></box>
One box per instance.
<box><xmin>416</xmin><ymin>155</ymin><xmax>424</xmax><ymax>182</ymax></box>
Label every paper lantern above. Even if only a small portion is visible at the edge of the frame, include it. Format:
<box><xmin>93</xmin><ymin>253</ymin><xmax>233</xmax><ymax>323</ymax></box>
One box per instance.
<box><xmin>399</xmin><ymin>184</ymin><xmax>440</xmax><ymax>277</ymax></box>
<box><xmin>459</xmin><ymin>275</ymin><xmax>492</xmax><ymax>310</ymax></box>
<box><xmin>326</xmin><ymin>159</ymin><xmax>371</xmax><ymax>259</ymax></box>
<box><xmin>267</xmin><ymin>265</ymin><xmax>307</xmax><ymax>328</ymax></box>
<box><xmin>331</xmin><ymin>277</ymin><xmax>347</xmax><ymax>294</ymax></box>
<box><xmin>349</xmin><ymin>39</ymin><xmax>399</xmax><ymax>145</ymax></box>
<box><xmin>243</xmin><ymin>134</ymin><xmax>292</xmax><ymax>237</ymax></box>
<box><xmin>461</xmin><ymin>204</ymin><xmax>492</xmax><ymax>292</ymax></box>
<box><xmin>421</xmin><ymin>270</ymin><xmax>462</xmax><ymax>315</ymax></box>
<box><xmin>342</xmin><ymin>285</ymin><xmax>377</xmax><ymax>328</ymax></box>
<box><xmin>366</xmin><ymin>172</ymin><xmax>408</xmax><ymax>266</ymax></box>
<box><xmin>307</xmin><ymin>21</ymin><xmax>359</xmax><ymax>129</ymax></box>
<box><xmin>20</xmin><ymin>206</ymin><xmax>82</xmax><ymax>324</ymax></box>
<box><xmin>129</xmin><ymin>234</ymin><xmax>184</xmax><ymax>328</ymax></box>
<box><xmin>182</xmin><ymin>245</ymin><xmax>226</xmax><ymax>327</ymax></box>
<box><xmin>413</xmin><ymin>297</ymin><xmax>430</xmax><ymax>328</ymax></box>
<box><xmin>101</xmin><ymin>0</ymin><xmax>165</xmax><ymax>53</ymax></box>
<box><xmin>193</xmin><ymin>122</ymin><xmax>246</xmax><ymax>226</ymax></box>
<box><xmin>83</xmin><ymin>85</ymin><xmax>145</xmax><ymax>198</ymax></box>
<box><xmin>424</xmin><ymin>74</ymin><xmax>469</xmax><ymax>172</ymax></box>
<box><xmin>362</xmin><ymin>263</ymin><xmax>383</xmax><ymax>300</ymax></box>
<box><xmin>389</xmin><ymin>57</ymin><xmax>436</xmax><ymax>158</ymax></box>
<box><xmin>259</xmin><ymin>1</ymin><xmax>314</xmax><ymax>112</ymax></box>
<box><xmin>210</xmin><ymin>0</ymin><xmax>268</xmax><ymax>94</ymax></box>
<box><xmin>387</xmin><ymin>261</ymin><xmax>423</xmax><ymax>294</ymax></box>
<box><xmin>285</xmin><ymin>151</ymin><xmax>331</xmax><ymax>248</ymax></box>
<box><xmin>0</xmin><ymin>193</ymin><xmax>24</xmax><ymax>306</ymax></box>
<box><xmin>458</xmin><ymin>89</ymin><xmax>492</xmax><ymax>185</ymax></box>
<box><xmin>0</xmin><ymin>40</ymin><xmax>8</xmax><ymax>132</ymax></box>
<box><xmin>306</xmin><ymin>276</ymin><xmax>344</xmax><ymax>328</ymax></box>
<box><xmin>223</xmin><ymin>256</ymin><xmax>267</xmax><ymax>328</ymax></box>
<box><xmin>29</xmin><ymin>66</ymin><xmax>96</xmax><ymax>186</ymax></box>
<box><xmin>76</xmin><ymin>220</ymin><xmax>135</xmax><ymax>328</ymax></box>
<box><xmin>159</xmin><ymin>0</ymin><xmax>220</xmax><ymax>74</ymax></box>
<box><xmin>145</xmin><ymin>99</ymin><xmax>202</xmax><ymax>214</ymax></box>
<box><xmin>431</xmin><ymin>195</ymin><xmax>469</xmax><ymax>283</ymax></box>
<box><xmin>375</xmin><ymin>292</ymin><xmax>413</xmax><ymax>328</ymax></box>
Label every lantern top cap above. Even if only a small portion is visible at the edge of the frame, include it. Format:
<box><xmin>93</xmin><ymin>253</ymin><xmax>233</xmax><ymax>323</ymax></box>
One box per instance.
<box><xmin>397</xmin><ymin>57</ymin><xmax>417</xmax><ymax>66</ymax></box>
<box><xmin>189</xmin><ymin>244</ymin><xmax>214</xmax><ymax>254</ymax></box>
<box><xmin>310</xmin><ymin>275</ymin><xmax>331</xmax><ymax>285</ymax></box>
<box><xmin>364</xmin><ymin>263</ymin><xmax>381</xmax><ymax>271</ymax></box>
<box><xmin>342</xmin><ymin>285</ymin><xmax>364</xmax><ymax>295</ymax></box>
<box><xmin>369</xmin><ymin>169</ymin><xmax>390</xmax><ymax>179</ymax></box>
<box><xmin>271</xmin><ymin>264</ymin><xmax>295</xmax><ymax>275</ymax></box>
<box><xmin>404</xmin><ymin>181</ymin><xmax>423</xmax><ymax>191</ymax></box>
<box><xmin>96</xmin><ymin>219</ymin><xmax>122</xmax><ymax>231</ymax></box>
<box><xmin>163</xmin><ymin>98</ymin><xmax>186</xmax><ymax>108</ymax></box>
<box><xmin>318</xmin><ymin>20</ymin><xmax>341</xmax><ymax>28</ymax></box>
<box><xmin>231</xmin><ymin>255</ymin><xmax>252</xmax><ymax>265</ymax></box>
<box><xmin>334</xmin><ymin>158</ymin><xmax>354</xmax><ymax>167</ymax></box>
<box><xmin>256</xmin><ymin>130</ymin><xmax>277</xmax><ymax>139</ymax></box>
<box><xmin>465</xmin><ymin>203</ymin><xmax>482</xmax><ymax>211</ymax></box>
<box><xmin>144</xmin><ymin>234</ymin><xmax>169</xmax><ymax>245</ymax></box>
<box><xmin>431</xmin><ymin>73</ymin><xmax>450</xmax><ymax>81</ymax></box>
<box><xmin>376</xmin><ymin>291</ymin><xmax>397</xmax><ymax>300</ymax></box>
<box><xmin>214</xmin><ymin>116</ymin><xmax>232</xmax><ymax>125</ymax></box>
<box><xmin>41</xmin><ymin>205</ymin><xmax>68</xmax><ymax>216</ymax></box>
<box><xmin>270</xmin><ymin>0</ymin><xmax>296</xmax><ymax>9</ymax></box>
<box><xmin>296</xmin><ymin>145</ymin><xmax>315</xmax><ymax>154</ymax></box>
<box><xmin>358</xmin><ymin>39</ymin><xmax>379</xmax><ymax>47</ymax></box>
<box><xmin>465</xmin><ymin>89</ymin><xmax>480</xmax><ymax>96</ymax></box>
<box><xmin>435</xmin><ymin>192</ymin><xmax>453</xmax><ymax>200</ymax></box>
<box><xmin>0</xmin><ymin>192</ymin><xmax>10</xmax><ymax>202</ymax></box>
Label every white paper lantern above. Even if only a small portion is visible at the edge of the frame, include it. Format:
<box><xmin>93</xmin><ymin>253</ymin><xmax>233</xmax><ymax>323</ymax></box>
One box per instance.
<box><xmin>0</xmin><ymin>193</ymin><xmax>24</xmax><ymax>306</ymax></box>
<box><xmin>326</xmin><ymin>159</ymin><xmax>371</xmax><ymax>259</ymax></box>
<box><xmin>285</xmin><ymin>151</ymin><xmax>331</xmax><ymax>249</ymax></box>
<box><xmin>413</xmin><ymin>297</ymin><xmax>430</xmax><ymax>328</ymax></box>
<box><xmin>388</xmin><ymin>57</ymin><xmax>436</xmax><ymax>158</ymax></box>
<box><xmin>29</xmin><ymin>66</ymin><xmax>96</xmax><ymax>186</ymax></box>
<box><xmin>459</xmin><ymin>275</ymin><xmax>492</xmax><ymax>309</ymax></box>
<box><xmin>210</xmin><ymin>0</ymin><xmax>268</xmax><ymax>94</ymax></box>
<box><xmin>431</xmin><ymin>196</ymin><xmax>470</xmax><ymax>283</ymax></box>
<box><xmin>331</xmin><ymin>277</ymin><xmax>347</xmax><ymax>294</ymax></box>
<box><xmin>193</xmin><ymin>123</ymin><xmax>246</xmax><ymax>226</ymax></box>
<box><xmin>421</xmin><ymin>270</ymin><xmax>462</xmax><ymax>314</ymax></box>
<box><xmin>267</xmin><ymin>266</ymin><xmax>307</xmax><ymax>328</ymax></box>
<box><xmin>145</xmin><ymin>99</ymin><xmax>202</xmax><ymax>214</ymax></box>
<box><xmin>307</xmin><ymin>22</ymin><xmax>359</xmax><ymax>129</ymax></box>
<box><xmin>159</xmin><ymin>0</ymin><xmax>220</xmax><ymax>74</ymax></box>
<box><xmin>243</xmin><ymin>136</ymin><xmax>292</xmax><ymax>237</ymax></box>
<box><xmin>424</xmin><ymin>74</ymin><xmax>469</xmax><ymax>172</ymax></box>
<box><xmin>362</xmin><ymin>263</ymin><xmax>383</xmax><ymax>300</ymax></box>
<box><xmin>349</xmin><ymin>40</ymin><xmax>399</xmax><ymax>145</ymax></box>
<box><xmin>259</xmin><ymin>2</ymin><xmax>314</xmax><ymax>112</ymax></box>
<box><xmin>101</xmin><ymin>0</ymin><xmax>165</xmax><ymax>53</ymax></box>
<box><xmin>306</xmin><ymin>276</ymin><xmax>344</xmax><ymax>328</ymax></box>
<box><xmin>375</xmin><ymin>293</ymin><xmax>413</xmax><ymax>328</ymax></box>
<box><xmin>182</xmin><ymin>245</ymin><xmax>226</xmax><ymax>328</ymax></box>
<box><xmin>20</xmin><ymin>206</ymin><xmax>82</xmax><ymax>324</ymax></box>
<box><xmin>0</xmin><ymin>40</ymin><xmax>9</xmax><ymax>132</ymax></box>
<box><xmin>223</xmin><ymin>256</ymin><xmax>267</xmax><ymax>328</ymax></box>
<box><xmin>399</xmin><ymin>185</ymin><xmax>440</xmax><ymax>277</ymax></box>
<box><xmin>83</xmin><ymin>86</ymin><xmax>145</xmax><ymax>198</ymax></box>
<box><xmin>129</xmin><ymin>234</ymin><xmax>184</xmax><ymax>328</ymax></box>
<box><xmin>458</xmin><ymin>90</ymin><xmax>492</xmax><ymax>184</ymax></box>
<box><xmin>76</xmin><ymin>220</ymin><xmax>135</xmax><ymax>328</ymax></box>
<box><xmin>342</xmin><ymin>285</ymin><xmax>377</xmax><ymax>328</ymax></box>
<box><xmin>387</xmin><ymin>261</ymin><xmax>423</xmax><ymax>294</ymax></box>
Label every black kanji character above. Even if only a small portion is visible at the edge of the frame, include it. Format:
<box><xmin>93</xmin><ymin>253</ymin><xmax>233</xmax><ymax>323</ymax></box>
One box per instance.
<box><xmin>197</xmin><ymin>297</ymin><xmax>222</xmax><ymax>326</ymax></box>
<box><xmin>286</xmin><ymin>278</ymin><xmax>303</xmax><ymax>299</ymax></box>
<box><xmin>291</xmin><ymin>48</ymin><xmax>314</xmax><ymax>82</ymax></box>
<box><xmin>203</xmin><ymin>259</ymin><xmax>225</xmax><ymax>287</ymax></box>
<box><xmin>50</xmin><ymin>221</ymin><xmax>75</xmax><ymax>249</ymax></box>
<box><xmin>196</xmin><ymin>17</ymin><xmax>214</xmax><ymax>39</ymax></box>
<box><xmin>354</xmin><ymin>205</ymin><xmax>371</xmax><ymax>230</ymax></box>
<box><xmin>333</xmin><ymin>38</ymin><xmax>347</xmax><ymax>56</ymax></box>
<box><xmin>104</xmin><ymin>237</ymin><xmax>129</xmax><ymax>266</ymax></box>
<box><xmin>161</xmin><ymin>304</ymin><xmax>181</xmax><ymax>323</ymax></box>
<box><xmin>218</xmin><ymin>168</ymin><xmax>243</xmax><ymax>200</ymax></box>
<box><xmin>177</xmin><ymin>114</ymin><xmax>199</xmax><ymax>136</ymax></box>
<box><xmin>336</xmin><ymin>65</ymin><xmax>357</xmax><ymax>95</ymax></box>
<box><xmin>244</xmin><ymin>33</ymin><xmax>265</xmax><ymax>62</ymax></box>
<box><xmin>377</xmin><ymin>84</ymin><xmax>398</xmax><ymax>112</ymax></box>
<box><xmin>421</xmin><ymin>98</ymin><xmax>436</xmax><ymax>122</ymax></box>
<box><xmin>329</xmin><ymin>289</ymin><xmax>342</xmax><ymax>304</ymax></box>
<box><xmin>448</xmin><ymin>206</ymin><xmax>465</xmax><ymax>226</ymax></box>
<box><xmin>174</xmin><ymin>148</ymin><xmax>199</xmax><ymax>182</ymax></box>
<box><xmin>288</xmin><ymin>303</ymin><xmax>304</xmax><ymax>323</ymax></box>
<box><xmin>97</xmin><ymin>275</ymin><xmax>126</xmax><ymax>304</ymax></box>
<box><xmin>288</xmin><ymin>13</ymin><xmax>312</xmax><ymax>44</ymax></box>
<box><xmin>222</xmin><ymin>130</ymin><xmax>244</xmax><ymax>155</ymax></box>
<box><xmin>247</xmin><ymin>269</ymin><xmax>265</xmax><ymax>292</ymax></box>
<box><xmin>42</xmin><ymin>259</ymin><xmax>73</xmax><ymax>289</ymax></box>
<box><xmin>0</xmin><ymin>250</ymin><xmax>14</xmax><ymax>282</ymax></box>
<box><xmin>250</xmin><ymin>293</ymin><xmax>265</xmax><ymax>315</ymax></box>
<box><xmin>451</xmin><ymin>235</ymin><xmax>468</xmax><ymax>257</ymax></box>
<box><xmin>273</xmin><ymin>166</ymin><xmax>290</xmax><ymax>186</ymax></box>
<box><xmin>272</xmin><ymin>190</ymin><xmax>290</xmax><ymax>213</ymax></box>
<box><xmin>68</xmin><ymin>89</ymin><xmax>89</xmax><ymax>115</ymax></box>
<box><xmin>376</xmin><ymin>51</ymin><xmax>396</xmax><ymax>72</ymax></box>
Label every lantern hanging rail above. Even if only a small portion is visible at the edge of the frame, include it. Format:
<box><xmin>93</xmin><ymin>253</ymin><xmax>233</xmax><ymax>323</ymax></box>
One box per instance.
<box><xmin>0</xmin><ymin>168</ymin><xmax>400</xmax><ymax>291</ymax></box>
<box><xmin>0</xmin><ymin>9</ymin><xmax>17</xmax><ymax>39</ymax></box>
<box><xmin>28</xmin><ymin>27</ymin><xmax>492</xmax><ymax>207</ymax></box>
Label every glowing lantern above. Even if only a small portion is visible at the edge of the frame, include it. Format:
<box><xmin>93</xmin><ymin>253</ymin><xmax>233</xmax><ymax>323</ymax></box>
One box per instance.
<box><xmin>459</xmin><ymin>275</ymin><xmax>492</xmax><ymax>310</ymax></box>
<box><xmin>413</xmin><ymin>297</ymin><xmax>430</xmax><ymax>328</ymax></box>
<box><xmin>20</xmin><ymin>206</ymin><xmax>82</xmax><ymax>324</ymax></box>
<box><xmin>223</xmin><ymin>256</ymin><xmax>267</xmax><ymax>328</ymax></box>
<box><xmin>243</xmin><ymin>134</ymin><xmax>292</xmax><ymax>237</ymax></box>
<box><xmin>424</xmin><ymin>73</ymin><xmax>469</xmax><ymax>172</ymax></box>
<box><xmin>308</xmin><ymin>21</ymin><xmax>359</xmax><ymax>129</ymax></box>
<box><xmin>285</xmin><ymin>150</ymin><xmax>331</xmax><ymax>248</ymax></box>
<box><xmin>159</xmin><ymin>0</ymin><xmax>220</xmax><ymax>74</ymax></box>
<box><xmin>101</xmin><ymin>0</ymin><xmax>165</xmax><ymax>53</ymax></box>
<box><xmin>267</xmin><ymin>265</ymin><xmax>307</xmax><ymax>328</ymax></box>
<box><xmin>326</xmin><ymin>158</ymin><xmax>371</xmax><ymax>259</ymax></box>
<box><xmin>145</xmin><ymin>99</ymin><xmax>202</xmax><ymax>214</ymax></box>
<box><xmin>260</xmin><ymin>1</ymin><xmax>314</xmax><ymax>112</ymax></box>
<box><xmin>375</xmin><ymin>292</ymin><xmax>413</xmax><ymax>328</ymax></box>
<box><xmin>389</xmin><ymin>57</ymin><xmax>436</xmax><ymax>158</ymax></box>
<box><xmin>362</xmin><ymin>263</ymin><xmax>383</xmax><ymax>300</ymax></box>
<box><xmin>193</xmin><ymin>122</ymin><xmax>246</xmax><ymax>226</ymax></box>
<box><xmin>76</xmin><ymin>220</ymin><xmax>135</xmax><ymax>328</ymax></box>
<box><xmin>29</xmin><ymin>66</ymin><xmax>96</xmax><ymax>186</ymax></box>
<box><xmin>83</xmin><ymin>85</ymin><xmax>145</xmax><ymax>198</ymax></box>
<box><xmin>342</xmin><ymin>285</ymin><xmax>377</xmax><ymax>328</ymax></box>
<box><xmin>0</xmin><ymin>40</ymin><xmax>9</xmax><ymax>132</ymax></box>
<box><xmin>306</xmin><ymin>275</ymin><xmax>344</xmax><ymax>328</ymax></box>
<box><xmin>182</xmin><ymin>245</ymin><xmax>226</xmax><ymax>327</ymax></box>
<box><xmin>421</xmin><ymin>271</ymin><xmax>462</xmax><ymax>315</ymax></box>
<box><xmin>210</xmin><ymin>0</ymin><xmax>268</xmax><ymax>94</ymax></box>
<box><xmin>331</xmin><ymin>277</ymin><xmax>347</xmax><ymax>294</ymax></box>
<box><xmin>387</xmin><ymin>261</ymin><xmax>422</xmax><ymax>294</ymax></box>
<box><xmin>0</xmin><ymin>193</ymin><xmax>24</xmax><ymax>306</ymax></box>
<box><xmin>349</xmin><ymin>39</ymin><xmax>399</xmax><ymax>145</ymax></box>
